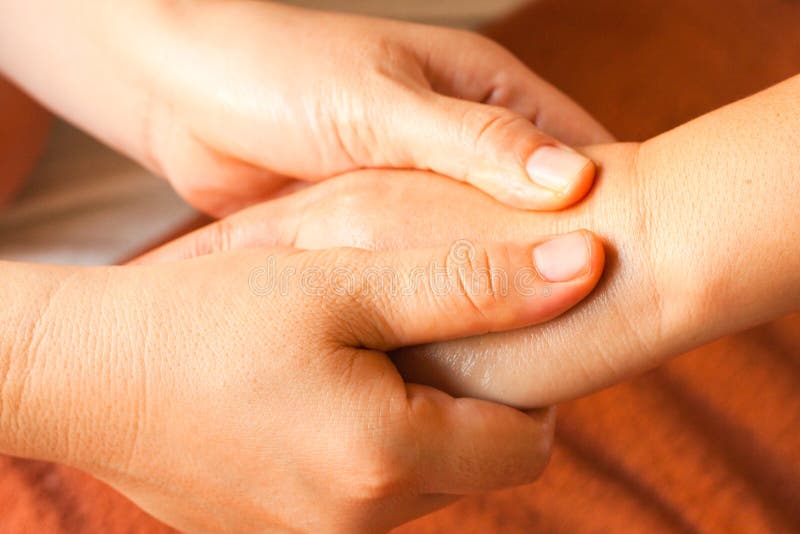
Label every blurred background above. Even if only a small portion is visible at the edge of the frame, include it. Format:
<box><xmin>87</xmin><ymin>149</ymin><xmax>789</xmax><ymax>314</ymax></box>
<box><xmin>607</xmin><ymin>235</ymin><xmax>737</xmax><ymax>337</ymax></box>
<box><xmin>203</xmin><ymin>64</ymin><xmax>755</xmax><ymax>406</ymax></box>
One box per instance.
<box><xmin>281</xmin><ymin>0</ymin><xmax>524</xmax><ymax>27</ymax></box>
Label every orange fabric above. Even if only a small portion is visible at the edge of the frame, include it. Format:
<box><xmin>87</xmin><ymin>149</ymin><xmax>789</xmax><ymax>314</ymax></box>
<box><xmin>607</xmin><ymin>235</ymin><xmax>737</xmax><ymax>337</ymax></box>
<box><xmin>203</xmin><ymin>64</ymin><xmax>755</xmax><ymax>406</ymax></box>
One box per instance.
<box><xmin>400</xmin><ymin>316</ymin><xmax>800</xmax><ymax>533</ymax></box>
<box><xmin>2</xmin><ymin>0</ymin><xmax>799</xmax><ymax>532</ymax></box>
<box><xmin>0</xmin><ymin>77</ymin><xmax>50</xmax><ymax>207</ymax></box>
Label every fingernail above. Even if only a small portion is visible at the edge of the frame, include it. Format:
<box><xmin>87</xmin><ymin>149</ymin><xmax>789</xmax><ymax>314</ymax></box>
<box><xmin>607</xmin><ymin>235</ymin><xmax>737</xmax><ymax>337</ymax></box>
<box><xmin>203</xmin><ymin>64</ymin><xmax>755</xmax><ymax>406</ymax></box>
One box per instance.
<box><xmin>533</xmin><ymin>232</ymin><xmax>591</xmax><ymax>282</ymax></box>
<box><xmin>526</xmin><ymin>146</ymin><xmax>591</xmax><ymax>193</ymax></box>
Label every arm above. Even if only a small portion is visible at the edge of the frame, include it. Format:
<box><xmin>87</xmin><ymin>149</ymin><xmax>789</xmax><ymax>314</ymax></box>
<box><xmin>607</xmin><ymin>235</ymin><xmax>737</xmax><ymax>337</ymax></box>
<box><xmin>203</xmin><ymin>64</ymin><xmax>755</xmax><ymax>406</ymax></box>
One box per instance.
<box><xmin>140</xmin><ymin>74</ymin><xmax>800</xmax><ymax>407</ymax></box>
<box><xmin>0</xmin><ymin>0</ymin><xmax>610</xmax><ymax>216</ymax></box>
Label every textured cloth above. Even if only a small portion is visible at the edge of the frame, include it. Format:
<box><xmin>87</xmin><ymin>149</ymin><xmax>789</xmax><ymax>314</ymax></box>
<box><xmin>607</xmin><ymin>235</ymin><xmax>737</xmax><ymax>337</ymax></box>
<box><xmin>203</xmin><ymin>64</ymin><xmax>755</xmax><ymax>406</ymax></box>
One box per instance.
<box><xmin>1</xmin><ymin>0</ymin><xmax>800</xmax><ymax>532</ymax></box>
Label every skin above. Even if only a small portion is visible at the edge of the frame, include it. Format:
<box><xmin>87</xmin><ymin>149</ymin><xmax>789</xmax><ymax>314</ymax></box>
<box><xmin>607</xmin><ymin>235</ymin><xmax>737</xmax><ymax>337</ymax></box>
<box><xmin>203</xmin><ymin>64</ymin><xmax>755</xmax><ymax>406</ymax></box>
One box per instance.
<box><xmin>0</xmin><ymin>1</ymin><xmax>618</xmax><ymax>531</ymax></box>
<box><xmin>0</xmin><ymin>0</ymin><xmax>794</xmax><ymax>531</ymax></box>
<box><xmin>3</xmin><ymin>0</ymin><xmax>794</xmax><ymax>531</ymax></box>
<box><xmin>0</xmin><ymin>0</ymin><xmax>611</xmax><ymax>216</ymax></box>
<box><xmin>0</xmin><ymin>236</ymin><xmax>604</xmax><ymax>532</ymax></box>
<box><xmin>142</xmin><ymin>74</ymin><xmax>800</xmax><ymax>408</ymax></box>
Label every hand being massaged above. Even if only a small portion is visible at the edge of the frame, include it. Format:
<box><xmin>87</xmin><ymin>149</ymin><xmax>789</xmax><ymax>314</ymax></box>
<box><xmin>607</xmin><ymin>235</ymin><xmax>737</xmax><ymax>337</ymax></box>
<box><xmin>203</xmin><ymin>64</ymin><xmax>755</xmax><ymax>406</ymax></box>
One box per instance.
<box><xmin>142</xmin><ymin>75</ymin><xmax>800</xmax><ymax>408</ymax></box>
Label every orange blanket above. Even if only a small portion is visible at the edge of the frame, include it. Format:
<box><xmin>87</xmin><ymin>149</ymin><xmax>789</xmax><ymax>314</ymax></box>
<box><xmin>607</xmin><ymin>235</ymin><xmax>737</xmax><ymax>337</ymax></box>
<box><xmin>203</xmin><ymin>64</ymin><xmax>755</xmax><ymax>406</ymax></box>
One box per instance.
<box><xmin>2</xmin><ymin>0</ymin><xmax>799</xmax><ymax>531</ymax></box>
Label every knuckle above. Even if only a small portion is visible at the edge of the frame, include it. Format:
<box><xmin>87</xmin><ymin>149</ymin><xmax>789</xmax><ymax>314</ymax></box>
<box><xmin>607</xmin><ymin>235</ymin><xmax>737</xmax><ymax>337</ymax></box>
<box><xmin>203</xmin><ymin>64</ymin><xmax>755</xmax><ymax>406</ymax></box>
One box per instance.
<box><xmin>299</xmin><ymin>178</ymin><xmax>385</xmax><ymax>249</ymax></box>
<box><xmin>347</xmin><ymin>444</ymin><xmax>414</xmax><ymax>501</ymax></box>
<box><xmin>463</xmin><ymin>106</ymin><xmax>530</xmax><ymax>153</ymax></box>
<box><xmin>342</xmin><ymin>408</ymin><xmax>416</xmax><ymax>501</ymax></box>
<box><xmin>450</xmin><ymin>28</ymin><xmax>498</xmax><ymax>51</ymax></box>
<box><xmin>482</xmin><ymin>80</ymin><xmax>516</xmax><ymax>109</ymax></box>
<box><xmin>364</xmin><ymin>34</ymin><xmax>420</xmax><ymax>82</ymax></box>
<box><xmin>364</xmin><ymin>33</ymin><xmax>401</xmax><ymax>63</ymax></box>
<box><xmin>449</xmin><ymin>29</ymin><xmax>518</xmax><ymax>69</ymax></box>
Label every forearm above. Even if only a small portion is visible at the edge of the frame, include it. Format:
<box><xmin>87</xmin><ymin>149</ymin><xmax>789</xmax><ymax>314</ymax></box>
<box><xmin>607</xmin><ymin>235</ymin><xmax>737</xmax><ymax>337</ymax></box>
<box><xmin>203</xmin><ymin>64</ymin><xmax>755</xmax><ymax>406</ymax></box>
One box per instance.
<box><xmin>0</xmin><ymin>0</ymin><xmax>171</xmax><ymax>171</ymax></box>
<box><xmin>638</xmin><ymin>73</ymin><xmax>800</xmax><ymax>332</ymax></box>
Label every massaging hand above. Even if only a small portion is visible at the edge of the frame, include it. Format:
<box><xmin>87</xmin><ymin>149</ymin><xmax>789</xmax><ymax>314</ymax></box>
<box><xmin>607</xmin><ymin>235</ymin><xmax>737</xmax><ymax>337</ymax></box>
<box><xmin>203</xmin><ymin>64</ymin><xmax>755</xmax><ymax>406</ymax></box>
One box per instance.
<box><xmin>1</xmin><ymin>236</ymin><xmax>604</xmax><ymax>532</ymax></box>
<box><xmin>141</xmin><ymin>76</ymin><xmax>800</xmax><ymax>408</ymax></box>
<box><xmin>0</xmin><ymin>0</ymin><xmax>611</xmax><ymax>216</ymax></box>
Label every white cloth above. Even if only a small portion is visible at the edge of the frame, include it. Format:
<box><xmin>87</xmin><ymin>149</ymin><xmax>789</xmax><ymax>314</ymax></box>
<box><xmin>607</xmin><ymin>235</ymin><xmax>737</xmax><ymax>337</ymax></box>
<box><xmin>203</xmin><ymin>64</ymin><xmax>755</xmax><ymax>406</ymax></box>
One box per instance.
<box><xmin>0</xmin><ymin>122</ymin><xmax>196</xmax><ymax>266</ymax></box>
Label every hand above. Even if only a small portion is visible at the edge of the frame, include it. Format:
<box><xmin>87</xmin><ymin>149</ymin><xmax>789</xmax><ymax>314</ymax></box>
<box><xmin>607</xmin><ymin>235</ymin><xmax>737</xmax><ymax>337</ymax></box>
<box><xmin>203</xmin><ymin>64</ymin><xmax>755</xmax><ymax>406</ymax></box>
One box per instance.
<box><xmin>137</xmin><ymin>148</ymin><xmax>647</xmax><ymax>408</ymax></box>
<box><xmin>0</xmin><ymin>1</ymin><xmax>612</xmax><ymax>216</ymax></box>
<box><xmin>139</xmin><ymin>76</ymin><xmax>800</xmax><ymax>408</ymax></box>
<box><xmin>1</xmin><ymin>234</ymin><xmax>604</xmax><ymax>532</ymax></box>
<box><xmin>136</xmin><ymin>1</ymin><xmax>614</xmax><ymax>214</ymax></box>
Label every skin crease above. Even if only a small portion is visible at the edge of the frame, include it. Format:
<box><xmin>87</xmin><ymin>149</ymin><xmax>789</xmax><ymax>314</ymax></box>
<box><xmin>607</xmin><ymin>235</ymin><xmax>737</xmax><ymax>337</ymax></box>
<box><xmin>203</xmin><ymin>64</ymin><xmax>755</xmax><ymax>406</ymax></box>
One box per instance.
<box><xmin>0</xmin><ymin>0</ymin><xmax>611</xmax><ymax>216</ymax></box>
<box><xmin>141</xmin><ymin>75</ymin><xmax>800</xmax><ymax>408</ymax></box>
<box><xmin>0</xmin><ymin>236</ymin><xmax>604</xmax><ymax>533</ymax></box>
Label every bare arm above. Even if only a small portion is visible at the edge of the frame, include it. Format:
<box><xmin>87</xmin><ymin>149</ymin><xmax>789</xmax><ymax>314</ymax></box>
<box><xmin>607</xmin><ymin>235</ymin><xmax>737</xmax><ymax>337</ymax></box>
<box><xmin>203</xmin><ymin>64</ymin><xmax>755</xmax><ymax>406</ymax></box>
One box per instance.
<box><xmin>0</xmin><ymin>1</ymin><xmax>162</xmax><ymax>166</ymax></box>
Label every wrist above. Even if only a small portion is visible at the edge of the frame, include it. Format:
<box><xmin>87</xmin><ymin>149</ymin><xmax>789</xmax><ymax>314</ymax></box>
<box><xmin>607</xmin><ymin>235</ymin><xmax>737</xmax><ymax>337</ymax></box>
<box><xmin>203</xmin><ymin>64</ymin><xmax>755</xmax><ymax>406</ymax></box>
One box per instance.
<box><xmin>633</xmin><ymin>107</ymin><xmax>800</xmax><ymax>350</ymax></box>
<box><xmin>0</xmin><ymin>263</ymin><xmax>141</xmax><ymax>476</ymax></box>
<box><xmin>0</xmin><ymin>262</ymin><xmax>81</xmax><ymax>463</ymax></box>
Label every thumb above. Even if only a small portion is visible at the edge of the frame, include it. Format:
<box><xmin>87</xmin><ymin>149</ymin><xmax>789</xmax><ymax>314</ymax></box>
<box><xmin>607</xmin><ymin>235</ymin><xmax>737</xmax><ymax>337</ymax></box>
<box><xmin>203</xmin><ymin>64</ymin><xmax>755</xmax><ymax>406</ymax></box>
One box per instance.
<box><xmin>388</xmin><ymin>91</ymin><xmax>597</xmax><ymax>211</ymax></box>
<box><xmin>326</xmin><ymin>230</ymin><xmax>604</xmax><ymax>350</ymax></box>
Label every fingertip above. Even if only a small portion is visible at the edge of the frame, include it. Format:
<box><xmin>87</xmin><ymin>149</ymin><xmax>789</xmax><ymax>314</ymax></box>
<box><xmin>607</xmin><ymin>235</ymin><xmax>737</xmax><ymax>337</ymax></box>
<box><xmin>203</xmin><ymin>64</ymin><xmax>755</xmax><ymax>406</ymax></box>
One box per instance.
<box><xmin>569</xmin><ymin>229</ymin><xmax>606</xmax><ymax>285</ymax></box>
<box><xmin>532</xmin><ymin>230</ymin><xmax>604</xmax><ymax>283</ymax></box>
<box><xmin>566</xmin><ymin>229</ymin><xmax>606</xmax><ymax>303</ymax></box>
<box><xmin>521</xmin><ymin>146</ymin><xmax>597</xmax><ymax>211</ymax></box>
<box><xmin>522</xmin><ymin>230</ymin><xmax>605</xmax><ymax>323</ymax></box>
<box><xmin>584</xmin><ymin>229</ymin><xmax>607</xmax><ymax>281</ymax></box>
<box><xmin>485</xmin><ymin>148</ymin><xmax>597</xmax><ymax>212</ymax></box>
<box><xmin>566</xmin><ymin>228</ymin><xmax>606</xmax><ymax>293</ymax></box>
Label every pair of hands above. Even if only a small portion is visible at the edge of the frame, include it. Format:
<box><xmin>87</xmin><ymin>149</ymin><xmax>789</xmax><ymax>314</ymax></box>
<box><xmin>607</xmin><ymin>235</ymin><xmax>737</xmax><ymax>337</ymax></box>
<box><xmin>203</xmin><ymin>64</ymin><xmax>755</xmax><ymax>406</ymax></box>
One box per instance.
<box><xmin>0</xmin><ymin>1</ymin><xmax>614</xmax><ymax>532</ymax></box>
<box><xmin>4</xmin><ymin>1</ymin><xmax>799</xmax><ymax>533</ymax></box>
<box><xmin>124</xmin><ymin>5</ymin><xmax>613</xmax><ymax>530</ymax></box>
<box><xmin>130</xmin><ymin>76</ymin><xmax>800</xmax><ymax>531</ymax></box>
